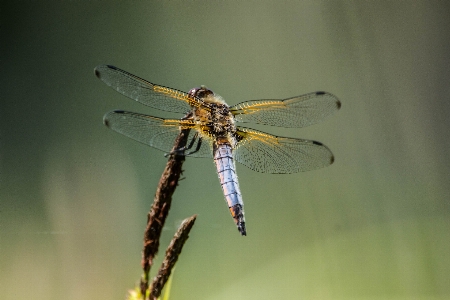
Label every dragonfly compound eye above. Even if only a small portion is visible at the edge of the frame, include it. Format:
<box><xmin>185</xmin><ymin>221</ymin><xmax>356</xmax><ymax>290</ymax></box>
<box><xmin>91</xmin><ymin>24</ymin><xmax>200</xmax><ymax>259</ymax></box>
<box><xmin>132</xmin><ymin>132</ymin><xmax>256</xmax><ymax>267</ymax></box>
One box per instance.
<box><xmin>188</xmin><ymin>86</ymin><xmax>214</xmax><ymax>99</ymax></box>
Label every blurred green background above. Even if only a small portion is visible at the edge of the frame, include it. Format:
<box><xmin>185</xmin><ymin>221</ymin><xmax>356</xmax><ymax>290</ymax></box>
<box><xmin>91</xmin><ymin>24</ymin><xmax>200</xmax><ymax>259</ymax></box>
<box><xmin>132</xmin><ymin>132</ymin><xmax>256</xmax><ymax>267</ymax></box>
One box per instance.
<box><xmin>1</xmin><ymin>1</ymin><xmax>449</xmax><ymax>299</ymax></box>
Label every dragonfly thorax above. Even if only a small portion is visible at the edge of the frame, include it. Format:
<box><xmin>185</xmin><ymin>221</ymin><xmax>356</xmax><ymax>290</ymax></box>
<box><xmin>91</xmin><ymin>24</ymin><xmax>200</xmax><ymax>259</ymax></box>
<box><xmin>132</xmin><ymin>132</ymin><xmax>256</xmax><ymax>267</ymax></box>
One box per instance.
<box><xmin>211</xmin><ymin>103</ymin><xmax>236</xmax><ymax>133</ymax></box>
<box><xmin>188</xmin><ymin>86</ymin><xmax>237</xmax><ymax>146</ymax></box>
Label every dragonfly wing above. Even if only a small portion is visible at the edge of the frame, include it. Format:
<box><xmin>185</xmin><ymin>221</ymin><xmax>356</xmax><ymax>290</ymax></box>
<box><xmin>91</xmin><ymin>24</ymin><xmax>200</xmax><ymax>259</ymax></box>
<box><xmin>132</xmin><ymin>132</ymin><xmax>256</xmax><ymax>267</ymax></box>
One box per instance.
<box><xmin>234</xmin><ymin>127</ymin><xmax>334</xmax><ymax>174</ymax></box>
<box><xmin>103</xmin><ymin>110</ymin><xmax>213</xmax><ymax>158</ymax></box>
<box><xmin>230</xmin><ymin>91</ymin><xmax>341</xmax><ymax>128</ymax></box>
<box><xmin>95</xmin><ymin>65</ymin><xmax>194</xmax><ymax>114</ymax></box>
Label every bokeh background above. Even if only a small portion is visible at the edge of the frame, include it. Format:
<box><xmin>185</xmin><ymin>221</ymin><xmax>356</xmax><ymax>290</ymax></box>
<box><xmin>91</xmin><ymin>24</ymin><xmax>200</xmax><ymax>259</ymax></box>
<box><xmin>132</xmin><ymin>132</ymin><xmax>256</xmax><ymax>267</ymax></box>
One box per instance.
<box><xmin>2</xmin><ymin>1</ymin><xmax>449</xmax><ymax>299</ymax></box>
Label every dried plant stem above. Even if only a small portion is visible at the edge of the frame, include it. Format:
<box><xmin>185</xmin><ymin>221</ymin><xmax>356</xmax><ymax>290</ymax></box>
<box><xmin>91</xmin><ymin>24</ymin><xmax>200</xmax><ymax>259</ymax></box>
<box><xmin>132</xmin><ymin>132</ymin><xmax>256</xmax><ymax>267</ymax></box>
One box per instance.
<box><xmin>149</xmin><ymin>215</ymin><xmax>197</xmax><ymax>300</ymax></box>
<box><xmin>140</xmin><ymin>128</ymin><xmax>190</xmax><ymax>298</ymax></box>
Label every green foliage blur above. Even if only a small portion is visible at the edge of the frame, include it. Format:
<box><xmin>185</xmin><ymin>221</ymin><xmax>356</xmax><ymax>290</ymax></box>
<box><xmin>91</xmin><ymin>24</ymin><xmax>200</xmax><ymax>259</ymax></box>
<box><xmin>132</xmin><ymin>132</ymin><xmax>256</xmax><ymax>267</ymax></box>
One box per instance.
<box><xmin>1</xmin><ymin>1</ymin><xmax>449</xmax><ymax>300</ymax></box>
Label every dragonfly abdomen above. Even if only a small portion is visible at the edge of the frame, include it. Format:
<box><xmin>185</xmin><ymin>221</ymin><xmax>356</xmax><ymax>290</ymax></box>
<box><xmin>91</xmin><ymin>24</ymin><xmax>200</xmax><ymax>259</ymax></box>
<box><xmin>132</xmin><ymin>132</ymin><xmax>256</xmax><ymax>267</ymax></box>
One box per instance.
<box><xmin>213</xmin><ymin>143</ymin><xmax>246</xmax><ymax>236</ymax></box>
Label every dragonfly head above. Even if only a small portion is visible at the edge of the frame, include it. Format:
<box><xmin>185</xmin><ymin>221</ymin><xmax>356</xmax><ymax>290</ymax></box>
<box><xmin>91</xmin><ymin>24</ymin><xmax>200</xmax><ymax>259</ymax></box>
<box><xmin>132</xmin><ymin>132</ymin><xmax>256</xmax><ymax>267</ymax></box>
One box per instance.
<box><xmin>188</xmin><ymin>85</ymin><xmax>214</xmax><ymax>100</ymax></box>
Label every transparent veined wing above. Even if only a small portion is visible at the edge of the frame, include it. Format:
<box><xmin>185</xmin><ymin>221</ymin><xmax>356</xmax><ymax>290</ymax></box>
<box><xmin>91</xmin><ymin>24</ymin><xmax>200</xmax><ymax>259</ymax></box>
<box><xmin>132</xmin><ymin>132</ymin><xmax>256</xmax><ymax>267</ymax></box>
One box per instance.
<box><xmin>95</xmin><ymin>65</ymin><xmax>197</xmax><ymax>114</ymax></box>
<box><xmin>230</xmin><ymin>91</ymin><xmax>341</xmax><ymax>128</ymax></box>
<box><xmin>103</xmin><ymin>110</ymin><xmax>213</xmax><ymax>158</ymax></box>
<box><xmin>234</xmin><ymin>127</ymin><xmax>334</xmax><ymax>174</ymax></box>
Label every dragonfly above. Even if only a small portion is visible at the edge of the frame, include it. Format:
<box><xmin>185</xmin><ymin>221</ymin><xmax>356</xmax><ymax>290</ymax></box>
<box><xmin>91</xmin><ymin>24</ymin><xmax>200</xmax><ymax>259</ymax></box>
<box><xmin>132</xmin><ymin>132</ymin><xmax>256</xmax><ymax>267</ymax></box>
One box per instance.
<box><xmin>95</xmin><ymin>65</ymin><xmax>341</xmax><ymax>236</ymax></box>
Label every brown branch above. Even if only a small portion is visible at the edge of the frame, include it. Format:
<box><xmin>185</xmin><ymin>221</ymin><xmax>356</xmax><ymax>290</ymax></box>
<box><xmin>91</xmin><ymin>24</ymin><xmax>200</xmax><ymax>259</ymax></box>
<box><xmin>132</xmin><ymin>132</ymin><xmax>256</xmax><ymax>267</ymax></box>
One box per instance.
<box><xmin>140</xmin><ymin>128</ymin><xmax>190</xmax><ymax>298</ymax></box>
<box><xmin>149</xmin><ymin>215</ymin><xmax>197</xmax><ymax>300</ymax></box>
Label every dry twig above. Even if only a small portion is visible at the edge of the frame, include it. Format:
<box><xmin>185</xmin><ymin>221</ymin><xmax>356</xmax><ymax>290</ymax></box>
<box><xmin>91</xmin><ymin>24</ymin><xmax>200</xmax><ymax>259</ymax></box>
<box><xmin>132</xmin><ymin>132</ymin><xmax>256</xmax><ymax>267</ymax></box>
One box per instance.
<box><xmin>149</xmin><ymin>215</ymin><xmax>197</xmax><ymax>300</ymax></box>
<box><xmin>140</xmin><ymin>128</ymin><xmax>191</xmax><ymax>297</ymax></box>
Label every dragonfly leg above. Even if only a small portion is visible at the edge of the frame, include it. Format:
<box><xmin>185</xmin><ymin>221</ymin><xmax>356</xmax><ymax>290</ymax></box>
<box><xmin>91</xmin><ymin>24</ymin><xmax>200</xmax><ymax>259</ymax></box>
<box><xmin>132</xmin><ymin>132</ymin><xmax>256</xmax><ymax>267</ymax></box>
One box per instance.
<box><xmin>164</xmin><ymin>132</ymin><xmax>199</xmax><ymax>156</ymax></box>
<box><xmin>184</xmin><ymin>136</ymin><xmax>203</xmax><ymax>155</ymax></box>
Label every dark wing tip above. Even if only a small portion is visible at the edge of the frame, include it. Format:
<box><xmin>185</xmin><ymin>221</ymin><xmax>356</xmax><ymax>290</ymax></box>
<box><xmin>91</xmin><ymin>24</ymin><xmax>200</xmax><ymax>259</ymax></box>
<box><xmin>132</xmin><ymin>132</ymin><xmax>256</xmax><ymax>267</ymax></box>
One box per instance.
<box><xmin>316</xmin><ymin>91</ymin><xmax>342</xmax><ymax>110</ymax></box>
<box><xmin>103</xmin><ymin>110</ymin><xmax>125</xmax><ymax>127</ymax></box>
<box><xmin>94</xmin><ymin>65</ymin><xmax>118</xmax><ymax>79</ymax></box>
<box><xmin>312</xmin><ymin>140</ymin><xmax>335</xmax><ymax>166</ymax></box>
<box><xmin>312</xmin><ymin>140</ymin><xmax>323</xmax><ymax>146</ymax></box>
<box><xmin>102</xmin><ymin>112</ymin><xmax>111</xmax><ymax>127</ymax></box>
<box><xmin>94</xmin><ymin>66</ymin><xmax>101</xmax><ymax>79</ymax></box>
<box><xmin>106</xmin><ymin>65</ymin><xmax>118</xmax><ymax>70</ymax></box>
<box><xmin>103</xmin><ymin>116</ymin><xmax>110</xmax><ymax>127</ymax></box>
